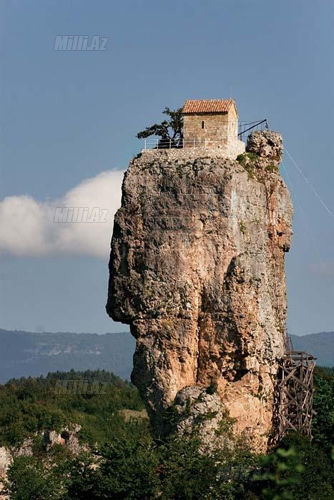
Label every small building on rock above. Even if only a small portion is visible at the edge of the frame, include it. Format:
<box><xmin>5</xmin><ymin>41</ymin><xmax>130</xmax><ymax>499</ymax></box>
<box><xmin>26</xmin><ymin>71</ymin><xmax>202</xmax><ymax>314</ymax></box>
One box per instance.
<box><xmin>182</xmin><ymin>99</ymin><xmax>245</xmax><ymax>156</ymax></box>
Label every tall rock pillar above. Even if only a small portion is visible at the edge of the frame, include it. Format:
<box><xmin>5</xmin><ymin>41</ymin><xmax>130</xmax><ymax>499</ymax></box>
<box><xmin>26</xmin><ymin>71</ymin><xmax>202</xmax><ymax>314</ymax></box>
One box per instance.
<box><xmin>107</xmin><ymin>131</ymin><xmax>293</xmax><ymax>451</ymax></box>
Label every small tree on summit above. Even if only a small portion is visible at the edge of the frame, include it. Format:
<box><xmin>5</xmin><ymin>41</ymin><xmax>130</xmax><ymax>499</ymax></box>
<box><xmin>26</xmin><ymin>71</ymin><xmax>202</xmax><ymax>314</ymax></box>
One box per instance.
<box><xmin>137</xmin><ymin>107</ymin><xmax>183</xmax><ymax>148</ymax></box>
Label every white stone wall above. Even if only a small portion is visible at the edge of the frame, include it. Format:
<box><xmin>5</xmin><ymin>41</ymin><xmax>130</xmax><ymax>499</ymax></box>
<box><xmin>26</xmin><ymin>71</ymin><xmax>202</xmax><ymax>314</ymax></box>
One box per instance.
<box><xmin>183</xmin><ymin>107</ymin><xmax>239</xmax><ymax>147</ymax></box>
<box><xmin>142</xmin><ymin>138</ymin><xmax>245</xmax><ymax>161</ymax></box>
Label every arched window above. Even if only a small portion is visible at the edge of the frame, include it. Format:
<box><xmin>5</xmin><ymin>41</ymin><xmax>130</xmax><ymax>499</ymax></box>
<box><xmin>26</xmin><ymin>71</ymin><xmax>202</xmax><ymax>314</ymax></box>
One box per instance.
<box><xmin>202</xmin><ymin>120</ymin><xmax>205</xmax><ymax>129</ymax></box>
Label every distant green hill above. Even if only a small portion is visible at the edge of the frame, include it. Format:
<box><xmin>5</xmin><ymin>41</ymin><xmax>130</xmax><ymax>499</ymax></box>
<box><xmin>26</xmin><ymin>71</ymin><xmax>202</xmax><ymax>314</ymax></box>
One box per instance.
<box><xmin>0</xmin><ymin>329</ymin><xmax>134</xmax><ymax>383</ymax></box>
<box><xmin>291</xmin><ymin>332</ymin><xmax>334</xmax><ymax>367</ymax></box>
<box><xmin>0</xmin><ymin>329</ymin><xmax>332</xmax><ymax>385</ymax></box>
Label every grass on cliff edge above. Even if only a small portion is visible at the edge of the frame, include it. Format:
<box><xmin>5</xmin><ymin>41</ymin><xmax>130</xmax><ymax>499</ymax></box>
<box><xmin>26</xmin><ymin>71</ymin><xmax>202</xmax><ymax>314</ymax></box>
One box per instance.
<box><xmin>237</xmin><ymin>152</ymin><xmax>279</xmax><ymax>180</ymax></box>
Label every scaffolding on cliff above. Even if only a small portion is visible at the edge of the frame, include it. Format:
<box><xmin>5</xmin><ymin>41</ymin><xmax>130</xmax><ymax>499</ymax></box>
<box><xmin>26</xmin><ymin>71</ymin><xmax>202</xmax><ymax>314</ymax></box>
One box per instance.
<box><xmin>276</xmin><ymin>333</ymin><xmax>316</xmax><ymax>442</ymax></box>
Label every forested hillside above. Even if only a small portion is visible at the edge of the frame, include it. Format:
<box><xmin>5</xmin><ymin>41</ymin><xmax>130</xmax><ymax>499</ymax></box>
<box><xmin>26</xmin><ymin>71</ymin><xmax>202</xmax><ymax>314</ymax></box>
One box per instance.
<box><xmin>0</xmin><ymin>370</ymin><xmax>145</xmax><ymax>448</ymax></box>
<box><xmin>0</xmin><ymin>329</ymin><xmax>134</xmax><ymax>382</ymax></box>
<box><xmin>0</xmin><ymin>368</ymin><xmax>333</xmax><ymax>499</ymax></box>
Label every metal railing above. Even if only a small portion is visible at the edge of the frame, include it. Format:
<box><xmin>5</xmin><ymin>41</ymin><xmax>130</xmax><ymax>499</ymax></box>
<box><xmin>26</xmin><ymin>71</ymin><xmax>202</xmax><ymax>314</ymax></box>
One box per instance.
<box><xmin>238</xmin><ymin>119</ymin><xmax>269</xmax><ymax>141</ymax></box>
<box><xmin>142</xmin><ymin>137</ymin><xmax>228</xmax><ymax>149</ymax></box>
<box><xmin>142</xmin><ymin>120</ymin><xmax>269</xmax><ymax>150</ymax></box>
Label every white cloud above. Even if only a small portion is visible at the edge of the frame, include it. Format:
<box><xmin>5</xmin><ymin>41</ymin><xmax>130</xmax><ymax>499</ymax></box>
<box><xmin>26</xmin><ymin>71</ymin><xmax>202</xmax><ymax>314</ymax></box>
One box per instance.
<box><xmin>0</xmin><ymin>170</ymin><xmax>124</xmax><ymax>258</ymax></box>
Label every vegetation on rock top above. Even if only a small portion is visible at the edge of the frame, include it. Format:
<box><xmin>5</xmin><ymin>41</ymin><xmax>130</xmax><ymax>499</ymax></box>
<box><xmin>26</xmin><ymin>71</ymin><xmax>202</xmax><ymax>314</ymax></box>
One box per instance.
<box><xmin>136</xmin><ymin>107</ymin><xmax>183</xmax><ymax>148</ymax></box>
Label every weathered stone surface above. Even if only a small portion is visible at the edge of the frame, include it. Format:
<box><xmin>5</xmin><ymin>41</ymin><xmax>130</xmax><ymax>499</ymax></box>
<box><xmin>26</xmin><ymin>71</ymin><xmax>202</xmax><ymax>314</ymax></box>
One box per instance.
<box><xmin>44</xmin><ymin>425</ymin><xmax>85</xmax><ymax>454</ymax></box>
<box><xmin>170</xmin><ymin>386</ymin><xmax>232</xmax><ymax>452</ymax></box>
<box><xmin>246</xmin><ymin>130</ymin><xmax>283</xmax><ymax>165</ymax></box>
<box><xmin>0</xmin><ymin>447</ymin><xmax>12</xmax><ymax>476</ymax></box>
<box><xmin>107</xmin><ymin>131</ymin><xmax>293</xmax><ymax>451</ymax></box>
<box><xmin>44</xmin><ymin>429</ymin><xmax>64</xmax><ymax>447</ymax></box>
<box><xmin>14</xmin><ymin>438</ymin><xmax>34</xmax><ymax>457</ymax></box>
<box><xmin>0</xmin><ymin>447</ymin><xmax>12</xmax><ymax>499</ymax></box>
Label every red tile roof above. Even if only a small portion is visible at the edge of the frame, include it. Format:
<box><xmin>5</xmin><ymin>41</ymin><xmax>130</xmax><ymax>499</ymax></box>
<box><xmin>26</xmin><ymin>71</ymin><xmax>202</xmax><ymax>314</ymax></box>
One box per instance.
<box><xmin>182</xmin><ymin>99</ymin><xmax>236</xmax><ymax>115</ymax></box>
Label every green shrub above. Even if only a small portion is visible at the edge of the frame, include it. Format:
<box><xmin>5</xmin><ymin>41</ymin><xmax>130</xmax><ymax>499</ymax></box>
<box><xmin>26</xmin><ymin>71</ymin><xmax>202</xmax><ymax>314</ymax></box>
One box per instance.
<box><xmin>237</xmin><ymin>152</ymin><xmax>258</xmax><ymax>166</ymax></box>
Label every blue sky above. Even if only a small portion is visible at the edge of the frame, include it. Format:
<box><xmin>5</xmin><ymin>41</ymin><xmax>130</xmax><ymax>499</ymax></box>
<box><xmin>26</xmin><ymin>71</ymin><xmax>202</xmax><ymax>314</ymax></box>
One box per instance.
<box><xmin>1</xmin><ymin>0</ymin><xmax>333</xmax><ymax>335</ymax></box>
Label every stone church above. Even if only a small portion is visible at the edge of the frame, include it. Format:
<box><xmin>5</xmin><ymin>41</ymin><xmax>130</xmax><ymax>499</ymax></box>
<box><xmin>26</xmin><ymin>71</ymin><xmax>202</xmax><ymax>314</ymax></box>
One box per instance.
<box><xmin>182</xmin><ymin>98</ymin><xmax>245</xmax><ymax>157</ymax></box>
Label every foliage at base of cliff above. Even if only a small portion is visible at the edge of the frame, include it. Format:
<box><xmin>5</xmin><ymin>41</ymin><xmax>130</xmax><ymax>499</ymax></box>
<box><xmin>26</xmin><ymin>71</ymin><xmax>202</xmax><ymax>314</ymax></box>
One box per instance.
<box><xmin>0</xmin><ymin>369</ymin><xmax>145</xmax><ymax>447</ymax></box>
<box><xmin>1</xmin><ymin>368</ymin><xmax>333</xmax><ymax>499</ymax></box>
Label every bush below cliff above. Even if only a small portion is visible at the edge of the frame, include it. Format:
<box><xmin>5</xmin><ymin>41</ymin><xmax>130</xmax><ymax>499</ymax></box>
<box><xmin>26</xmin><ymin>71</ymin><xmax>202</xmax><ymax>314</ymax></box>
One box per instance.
<box><xmin>0</xmin><ymin>368</ymin><xmax>333</xmax><ymax>499</ymax></box>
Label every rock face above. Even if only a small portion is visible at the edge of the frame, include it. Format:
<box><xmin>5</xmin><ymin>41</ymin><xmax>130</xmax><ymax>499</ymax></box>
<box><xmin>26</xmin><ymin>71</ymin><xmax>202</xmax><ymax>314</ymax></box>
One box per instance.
<box><xmin>0</xmin><ymin>447</ymin><xmax>12</xmax><ymax>499</ymax></box>
<box><xmin>44</xmin><ymin>425</ymin><xmax>85</xmax><ymax>454</ymax></box>
<box><xmin>0</xmin><ymin>447</ymin><xmax>12</xmax><ymax>477</ymax></box>
<box><xmin>169</xmin><ymin>386</ymin><xmax>232</xmax><ymax>452</ymax></box>
<box><xmin>107</xmin><ymin>131</ymin><xmax>293</xmax><ymax>451</ymax></box>
<box><xmin>246</xmin><ymin>130</ymin><xmax>283</xmax><ymax>164</ymax></box>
